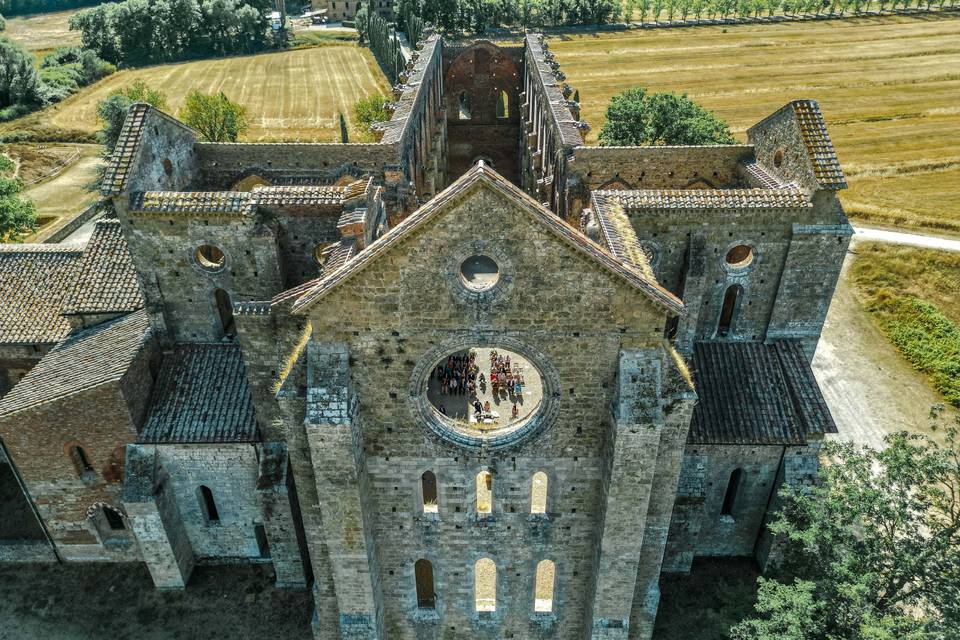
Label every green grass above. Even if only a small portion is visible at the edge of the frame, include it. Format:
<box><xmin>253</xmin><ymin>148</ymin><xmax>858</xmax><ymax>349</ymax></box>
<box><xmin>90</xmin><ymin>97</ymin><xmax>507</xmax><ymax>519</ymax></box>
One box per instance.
<box><xmin>551</xmin><ymin>14</ymin><xmax>960</xmax><ymax>233</ymax></box>
<box><xmin>851</xmin><ymin>243</ymin><xmax>960</xmax><ymax>406</ymax></box>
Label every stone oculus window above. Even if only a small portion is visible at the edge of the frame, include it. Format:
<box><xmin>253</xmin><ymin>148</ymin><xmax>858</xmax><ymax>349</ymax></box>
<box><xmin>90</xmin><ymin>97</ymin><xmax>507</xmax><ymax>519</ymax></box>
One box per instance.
<box><xmin>195</xmin><ymin>244</ymin><xmax>226</xmax><ymax>271</ymax></box>
<box><xmin>424</xmin><ymin>347</ymin><xmax>544</xmax><ymax>447</ymax></box>
<box><xmin>459</xmin><ymin>255</ymin><xmax>500</xmax><ymax>292</ymax></box>
<box><xmin>725</xmin><ymin>244</ymin><xmax>754</xmax><ymax>269</ymax></box>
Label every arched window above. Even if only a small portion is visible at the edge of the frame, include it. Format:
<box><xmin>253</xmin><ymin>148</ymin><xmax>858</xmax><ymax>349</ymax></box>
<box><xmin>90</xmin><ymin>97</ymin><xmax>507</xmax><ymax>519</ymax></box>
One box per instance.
<box><xmin>496</xmin><ymin>90</ymin><xmax>509</xmax><ymax>119</ymax></box>
<box><xmin>415</xmin><ymin>559</ymin><xmax>436</xmax><ymax>609</ymax></box>
<box><xmin>476</xmin><ymin>470</ymin><xmax>492</xmax><ymax>514</ymax></box>
<box><xmin>198</xmin><ymin>485</ymin><xmax>220</xmax><ymax>524</ymax></box>
<box><xmin>475</xmin><ymin>558</ymin><xmax>496</xmax><ymax>612</ymax></box>
<box><xmin>458</xmin><ymin>91</ymin><xmax>472</xmax><ymax>120</ymax></box>
<box><xmin>421</xmin><ymin>471</ymin><xmax>438</xmax><ymax>514</ymax></box>
<box><xmin>717</xmin><ymin>284</ymin><xmax>742</xmax><ymax>337</ymax></box>
<box><xmin>534</xmin><ymin>559</ymin><xmax>555</xmax><ymax>613</ymax></box>
<box><xmin>531</xmin><ymin>471</ymin><xmax>548</xmax><ymax>514</ymax></box>
<box><xmin>103</xmin><ymin>506</ymin><xmax>126</xmax><ymax>531</ymax></box>
<box><xmin>721</xmin><ymin>468</ymin><xmax>743</xmax><ymax>516</ymax></box>
<box><xmin>68</xmin><ymin>444</ymin><xmax>96</xmax><ymax>480</ymax></box>
<box><xmin>214</xmin><ymin>288</ymin><xmax>236</xmax><ymax>337</ymax></box>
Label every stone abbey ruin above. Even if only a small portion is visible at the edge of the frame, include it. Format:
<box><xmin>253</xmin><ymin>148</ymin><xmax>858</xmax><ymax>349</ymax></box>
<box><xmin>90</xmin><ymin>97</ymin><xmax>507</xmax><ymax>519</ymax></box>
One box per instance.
<box><xmin>0</xmin><ymin>31</ymin><xmax>851</xmax><ymax>640</ymax></box>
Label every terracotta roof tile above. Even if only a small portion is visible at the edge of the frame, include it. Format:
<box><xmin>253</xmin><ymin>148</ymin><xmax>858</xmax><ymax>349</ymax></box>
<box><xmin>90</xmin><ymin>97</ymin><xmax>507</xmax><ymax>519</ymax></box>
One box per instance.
<box><xmin>139</xmin><ymin>343</ymin><xmax>258</xmax><ymax>444</ymax></box>
<box><xmin>130</xmin><ymin>191</ymin><xmax>257</xmax><ymax>216</ymax></box>
<box><xmin>101</xmin><ymin>103</ymin><xmax>150</xmax><ymax>197</ymax></box>
<box><xmin>591</xmin><ymin>195</ymin><xmax>654</xmax><ymax>277</ymax></box>
<box><xmin>62</xmin><ymin>219</ymin><xmax>144</xmax><ymax>315</ymax></box>
<box><xmin>253</xmin><ymin>184</ymin><xmax>345</xmax><ymax>207</ymax></box>
<box><xmin>688</xmin><ymin>340</ymin><xmax>837</xmax><ymax>445</ymax></box>
<box><xmin>0</xmin><ymin>244</ymin><xmax>83</xmax><ymax>345</ymax></box>
<box><xmin>0</xmin><ymin>311</ymin><xmax>151</xmax><ymax>417</ymax></box>
<box><xmin>792</xmin><ymin>100</ymin><xmax>847</xmax><ymax>190</ymax></box>
<box><xmin>596</xmin><ymin>187</ymin><xmax>810</xmax><ymax>210</ymax></box>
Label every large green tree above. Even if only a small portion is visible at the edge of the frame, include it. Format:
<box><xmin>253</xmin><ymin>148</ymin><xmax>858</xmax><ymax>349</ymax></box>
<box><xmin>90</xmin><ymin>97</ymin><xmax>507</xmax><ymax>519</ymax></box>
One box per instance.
<box><xmin>0</xmin><ymin>154</ymin><xmax>37</xmax><ymax>242</ymax></box>
<box><xmin>599</xmin><ymin>86</ymin><xmax>735</xmax><ymax>146</ymax></box>
<box><xmin>0</xmin><ymin>36</ymin><xmax>40</xmax><ymax>110</ymax></box>
<box><xmin>353</xmin><ymin>94</ymin><xmax>390</xmax><ymax>138</ymax></box>
<box><xmin>178</xmin><ymin>90</ymin><xmax>248</xmax><ymax>142</ymax></box>
<box><xmin>732</xmin><ymin>430</ymin><xmax>960</xmax><ymax>640</ymax></box>
<box><xmin>96</xmin><ymin>80</ymin><xmax>168</xmax><ymax>152</ymax></box>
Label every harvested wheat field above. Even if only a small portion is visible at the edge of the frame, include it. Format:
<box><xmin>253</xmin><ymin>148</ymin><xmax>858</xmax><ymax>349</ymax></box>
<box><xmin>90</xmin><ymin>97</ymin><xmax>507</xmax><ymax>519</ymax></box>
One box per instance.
<box><xmin>551</xmin><ymin>14</ymin><xmax>960</xmax><ymax>232</ymax></box>
<box><xmin>3</xmin><ymin>8</ymin><xmax>82</xmax><ymax>52</ymax></box>
<box><xmin>4</xmin><ymin>44</ymin><xmax>391</xmax><ymax>143</ymax></box>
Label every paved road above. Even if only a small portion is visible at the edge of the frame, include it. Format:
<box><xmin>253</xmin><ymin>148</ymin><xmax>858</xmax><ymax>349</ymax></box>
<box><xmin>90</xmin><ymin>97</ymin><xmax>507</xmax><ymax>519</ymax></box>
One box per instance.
<box><xmin>852</xmin><ymin>225</ymin><xmax>960</xmax><ymax>252</ymax></box>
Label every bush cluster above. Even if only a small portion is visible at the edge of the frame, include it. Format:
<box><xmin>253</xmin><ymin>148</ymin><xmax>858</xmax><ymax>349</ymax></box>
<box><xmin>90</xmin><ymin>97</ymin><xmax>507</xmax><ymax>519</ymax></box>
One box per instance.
<box><xmin>0</xmin><ymin>38</ymin><xmax>114</xmax><ymax>121</ymax></box>
<box><xmin>69</xmin><ymin>0</ymin><xmax>274</xmax><ymax>68</ymax></box>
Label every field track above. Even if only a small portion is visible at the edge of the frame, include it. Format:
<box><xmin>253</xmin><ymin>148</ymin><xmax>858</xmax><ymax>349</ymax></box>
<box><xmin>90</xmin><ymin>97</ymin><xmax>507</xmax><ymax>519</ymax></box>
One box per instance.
<box><xmin>552</xmin><ymin>14</ymin><xmax>960</xmax><ymax>231</ymax></box>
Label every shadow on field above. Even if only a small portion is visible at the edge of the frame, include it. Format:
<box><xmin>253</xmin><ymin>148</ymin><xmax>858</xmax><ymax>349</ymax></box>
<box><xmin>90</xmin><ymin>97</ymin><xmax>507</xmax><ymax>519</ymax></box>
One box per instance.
<box><xmin>0</xmin><ymin>563</ymin><xmax>313</xmax><ymax>640</ymax></box>
<box><xmin>654</xmin><ymin>557</ymin><xmax>760</xmax><ymax>640</ymax></box>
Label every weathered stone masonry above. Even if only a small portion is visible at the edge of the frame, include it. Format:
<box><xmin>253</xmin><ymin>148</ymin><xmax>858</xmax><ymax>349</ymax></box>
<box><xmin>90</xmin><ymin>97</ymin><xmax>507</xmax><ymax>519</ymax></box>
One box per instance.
<box><xmin>0</xmin><ymin>28</ymin><xmax>854</xmax><ymax>640</ymax></box>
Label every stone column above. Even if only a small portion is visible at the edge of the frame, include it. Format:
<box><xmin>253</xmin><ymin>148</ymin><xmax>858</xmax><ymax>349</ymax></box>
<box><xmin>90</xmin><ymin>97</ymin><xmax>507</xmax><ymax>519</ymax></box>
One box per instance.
<box><xmin>257</xmin><ymin>442</ymin><xmax>308</xmax><ymax>588</ymax></box>
<box><xmin>304</xmin><ymin>342</ymin><xmax>383</xmax><ymax>640</ymax></box>
<box><xmin>123</xmin><ymin>445</ymin><xmax>195</xmax><ymax>589</ymax></box>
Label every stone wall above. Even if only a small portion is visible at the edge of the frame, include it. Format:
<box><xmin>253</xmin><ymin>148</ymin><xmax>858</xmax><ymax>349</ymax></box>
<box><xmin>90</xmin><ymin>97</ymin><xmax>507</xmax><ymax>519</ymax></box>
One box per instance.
<box><xmin>154</xmin><ymin>444</ymin><xmax>267</xmax><ymax>562</ymax></box>
<box><xmin>115</xmin><ymin>208</ymin><xmax>286</xmax><ymax>344</ymax></box>
<box><xmin>443</xmin><ymin>42</ymin><xmax>524</xmax><ymax>185</ymax></box>
<box><xmin>566</xmin><ymin>145</ymin><xmax>753</xmax><ymax>220</ymax></box>
<box><xmin>0</xmin><ymin>344</ymin><xmax>48</xmax><ymax>398</ymax></box>
<box><xmin>281</xmin><ymin>180</ymin><xmax>684</xmax><ymax>639</ymax></box>
<box><xmin>0</xmin><ymin>382</ymin><xmax>144</xmax><ymax>561</ymax></box>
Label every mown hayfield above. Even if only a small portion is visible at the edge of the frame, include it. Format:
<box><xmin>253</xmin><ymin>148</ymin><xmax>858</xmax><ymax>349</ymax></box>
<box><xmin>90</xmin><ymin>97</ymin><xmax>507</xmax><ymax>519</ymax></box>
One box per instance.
<box><xmin>551</xmin><ymin>14</ymin><xmax>960</xmax><ymax>232</ymax></box>
<box><xmin>3</xmin><ymin>8</ymin><xmax>82</xmax><ymax>52</ymax></box>
<box><xmin>3</xmin><ymin>44</ymin><xmax>391</xmax><ymax>143</ymax></box>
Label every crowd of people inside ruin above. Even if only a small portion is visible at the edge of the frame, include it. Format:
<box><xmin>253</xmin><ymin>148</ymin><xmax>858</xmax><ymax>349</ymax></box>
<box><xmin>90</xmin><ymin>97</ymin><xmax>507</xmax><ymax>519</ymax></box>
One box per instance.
<box><xmin>432</xmin><ymin>349</ymin><xmax>527</xmax><ymax>423</ymax></box>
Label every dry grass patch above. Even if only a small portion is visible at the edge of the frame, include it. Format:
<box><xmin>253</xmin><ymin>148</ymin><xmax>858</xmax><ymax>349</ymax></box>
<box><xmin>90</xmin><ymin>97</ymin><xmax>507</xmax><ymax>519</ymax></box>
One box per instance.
<box><xmin>1</xmin><ymin>44</ymin><xmax>391</xmax><ymax>143</ymax></box>
<box><xmin>851</xmin><ymin>242</ymin><xmax>960</xmax><ymax>406</ymax></box>
<box><xmin>3</xmin><ymin>9</ymin><xmax>83</xmax><ymax>52</ymax></box>
<box><xmin>551</xmin><ymin>14</ymin><xmax>960</xmax><ymax>232</ymax></box>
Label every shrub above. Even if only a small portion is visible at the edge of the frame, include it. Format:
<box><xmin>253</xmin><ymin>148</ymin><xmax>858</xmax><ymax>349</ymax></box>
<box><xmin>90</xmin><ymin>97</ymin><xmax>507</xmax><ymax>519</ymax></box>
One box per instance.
<box><xmin>178</xmin><ymin>90</ymin><xmax>248</xmax><ymax>142</ymax></box>
<box><xmin>599</xmin><ymin>86</ymin><xmax>736</xmax><ymax>146</ymax></box>
<box><xmin>353</xmin><ymin>94</ymin><xmax>390</xmax><ymax>137</ymax></box>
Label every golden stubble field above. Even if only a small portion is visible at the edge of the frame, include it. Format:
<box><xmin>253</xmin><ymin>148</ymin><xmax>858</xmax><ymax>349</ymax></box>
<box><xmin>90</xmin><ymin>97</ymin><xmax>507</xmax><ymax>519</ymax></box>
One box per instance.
<box><xmin>551</xmin><ymin>14</ymin><xmax>960</xmax><ymax>232</ymax></box>
<box><xmin>4</xmin><ymin>44</ymin><xmax>391</xmax><ymax>143</ymax></box>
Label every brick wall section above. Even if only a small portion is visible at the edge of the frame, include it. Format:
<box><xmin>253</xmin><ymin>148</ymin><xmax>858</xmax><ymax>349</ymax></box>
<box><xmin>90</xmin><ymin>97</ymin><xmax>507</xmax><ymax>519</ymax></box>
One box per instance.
<box><xmin>0</xmin><ymin>382</ymin><xmax>143</xmax><ymax>560</ymax></box>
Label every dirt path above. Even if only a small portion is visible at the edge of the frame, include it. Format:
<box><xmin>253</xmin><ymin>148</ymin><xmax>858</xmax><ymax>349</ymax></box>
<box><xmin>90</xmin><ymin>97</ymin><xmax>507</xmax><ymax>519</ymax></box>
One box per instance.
<box><xmin>812</xmin><ymin>247</ymin><xmax>955</xmax><ymax>448</ymax></box>
<box><xmin>852</xmin><ymin>225</ymin><xmax>960</xmax><ymax>252</ymax></box>
<box><xmin>22</xmin><ymin>146</ymin><xmax>101</xmax><ymax>242</ymax></box>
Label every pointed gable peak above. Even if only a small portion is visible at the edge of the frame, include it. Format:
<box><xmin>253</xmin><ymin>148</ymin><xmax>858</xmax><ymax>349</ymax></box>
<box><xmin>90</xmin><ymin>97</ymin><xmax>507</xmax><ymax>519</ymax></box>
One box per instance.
<box><xmin>287</xmin><ymin>162</ymin><xmax>682</xmax><ymax>315</ymax></box>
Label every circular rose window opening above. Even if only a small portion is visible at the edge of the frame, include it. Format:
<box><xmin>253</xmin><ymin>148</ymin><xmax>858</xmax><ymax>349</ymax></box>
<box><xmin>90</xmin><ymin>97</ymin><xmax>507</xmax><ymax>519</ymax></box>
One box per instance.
<box><xmin>426</xmin><ymin>347</ymin><xmax>543</xmax><ymax>438</ymax></box>
<box><xmin>459</xmin><ymin>255</ymin><xmax>500</xmax><ymax>291</ymax></box>
<box><xmin>195</xmin><ymin>244</ymin><xmax>226</xmax><ymax>271</ymax></box>
<box><xmin>725</xmin><ymin>244</ymin><xmax>754</xmax><ymax>269</ymax></box>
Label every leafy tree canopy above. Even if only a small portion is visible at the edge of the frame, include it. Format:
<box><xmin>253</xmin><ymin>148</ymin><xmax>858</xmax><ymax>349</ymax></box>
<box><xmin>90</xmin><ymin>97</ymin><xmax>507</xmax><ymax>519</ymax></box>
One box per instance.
<box><xmin>96</xmin><ymin>80</ymin><xmax>168</xmax><ymax>152</ymax></box>
<box><xmin>0</xmin><ymin>36</ymin><xmax>40</xmax><ymax>110</ymax></box>
<box><xmin>731</xmin><ymin>429</ymin><xmax>960</xmax><ymax>640</ymax></box>
<box><xmin>353</xmin><ymin>94</ymin><xmax>390</xmax><ymax>137</ymax></box>
<box><xmin>178</xmin><ymin>90</ymin><xmax>248</xmax><ymax>142</ymax></box>
<box><xmin>598</xmin><ymin>86</ymin><xmax>735</xmax><ymax>146</ymax></box>
<box><xmin>0</xmin><ymin>153</ymin><xmax>36</xmax><ymax>242</ymax></box>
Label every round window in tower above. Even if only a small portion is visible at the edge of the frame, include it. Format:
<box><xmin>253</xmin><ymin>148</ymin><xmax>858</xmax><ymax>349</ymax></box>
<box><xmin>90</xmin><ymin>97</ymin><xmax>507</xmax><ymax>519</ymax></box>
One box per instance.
<box><xmin>725</xmin><ymin>244</ymin><xmax>754</xmax><ymax>270</ymax></box>
<box><xmin>459</xmin><ymin>255</ymin><xmax>500</xmax><ymax>292</ymax></box>
<box><xmin>195</xmin><ymin>244</ymin><xmax>226</xmax><ymax>271</ymax></box>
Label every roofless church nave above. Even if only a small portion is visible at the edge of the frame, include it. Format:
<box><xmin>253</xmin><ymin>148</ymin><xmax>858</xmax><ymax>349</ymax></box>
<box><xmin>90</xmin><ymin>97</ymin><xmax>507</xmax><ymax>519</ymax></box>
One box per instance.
<box><xmin>0</xmin><ymin>30</ymin><xmax>850</xmax><ymax>640</ymax></box>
